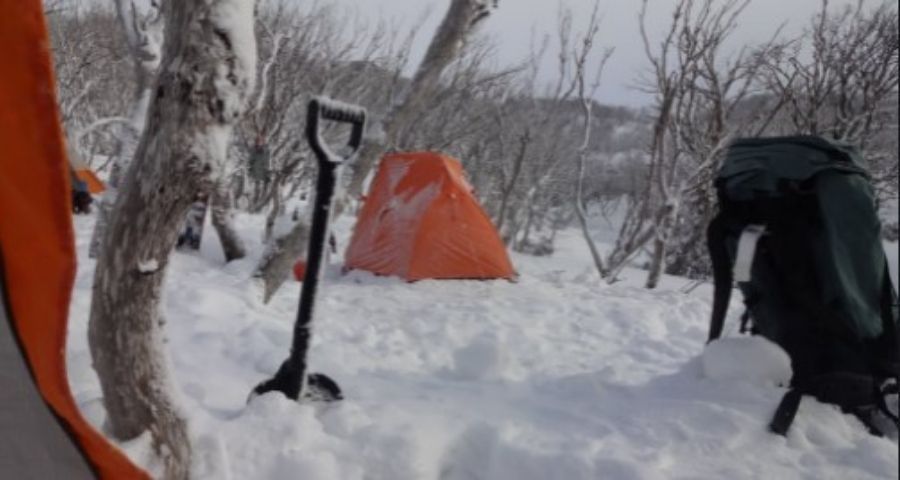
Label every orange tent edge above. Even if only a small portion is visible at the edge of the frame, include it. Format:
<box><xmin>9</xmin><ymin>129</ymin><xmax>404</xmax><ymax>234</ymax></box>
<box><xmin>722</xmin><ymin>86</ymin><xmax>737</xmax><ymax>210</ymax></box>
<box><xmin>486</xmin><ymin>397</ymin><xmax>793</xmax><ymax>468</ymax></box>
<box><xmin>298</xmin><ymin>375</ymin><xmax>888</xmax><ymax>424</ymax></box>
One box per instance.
<box><xmin>0</xmin><ymin>2</ymin><xmax>149</xmax><ymax>479</ymax></box>
<box><xmin>75</xmin><ymin>169</ymin><xmax>106</xmax><ymax>194</ymax></box>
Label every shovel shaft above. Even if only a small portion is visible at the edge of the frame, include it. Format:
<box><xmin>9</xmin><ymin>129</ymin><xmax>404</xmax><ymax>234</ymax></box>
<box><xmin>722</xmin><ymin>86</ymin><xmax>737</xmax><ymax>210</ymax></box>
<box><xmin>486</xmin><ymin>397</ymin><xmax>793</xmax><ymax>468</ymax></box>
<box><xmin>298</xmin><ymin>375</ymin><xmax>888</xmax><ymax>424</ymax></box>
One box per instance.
<box><xmin>287</xmin><ymin>97</ymin><xmax>366</xmax><ymax>369</ymax></box>
<box><xmin>289</xmin><ymin>161</ymin><xmax>338</xmax><ymax>367</ymax></box>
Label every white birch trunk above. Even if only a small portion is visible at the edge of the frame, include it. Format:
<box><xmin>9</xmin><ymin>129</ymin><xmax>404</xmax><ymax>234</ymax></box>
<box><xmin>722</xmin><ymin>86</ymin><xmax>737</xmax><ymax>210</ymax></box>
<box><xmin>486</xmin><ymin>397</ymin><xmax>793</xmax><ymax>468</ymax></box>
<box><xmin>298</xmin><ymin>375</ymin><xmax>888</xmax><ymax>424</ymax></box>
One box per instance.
<box><xmin>344</xmin><ymin>0</ymin><xmax>497</xmax><ymax>201</ymax></box>
<box><xmin>210</xmin><ymin>176</ymin><xmax>247</xmax><ymax>262</ymax></box>
<box><xmin>575</xmin><ymin>153</ymin><xmax>607</xmax><ymax>277</ymax></box>
<box><xmin>645</xmin><ymin>200</ymin><xmax>678</xmax><ymax>289</ymax></box>
<box><xmin>88</xmin><ymin>1</ymin><xmax>256</xmax><ymax>478</ymax></box>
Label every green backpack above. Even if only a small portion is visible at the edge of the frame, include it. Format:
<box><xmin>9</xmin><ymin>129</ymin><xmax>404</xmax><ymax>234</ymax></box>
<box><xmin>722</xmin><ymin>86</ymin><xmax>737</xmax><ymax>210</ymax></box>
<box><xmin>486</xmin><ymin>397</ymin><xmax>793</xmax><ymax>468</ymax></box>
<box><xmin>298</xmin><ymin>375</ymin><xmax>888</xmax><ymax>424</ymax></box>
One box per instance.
<box><xmin>707</xmin><ymin>135</ymin><xmax>899</xmax><ymax>436</ymax></box>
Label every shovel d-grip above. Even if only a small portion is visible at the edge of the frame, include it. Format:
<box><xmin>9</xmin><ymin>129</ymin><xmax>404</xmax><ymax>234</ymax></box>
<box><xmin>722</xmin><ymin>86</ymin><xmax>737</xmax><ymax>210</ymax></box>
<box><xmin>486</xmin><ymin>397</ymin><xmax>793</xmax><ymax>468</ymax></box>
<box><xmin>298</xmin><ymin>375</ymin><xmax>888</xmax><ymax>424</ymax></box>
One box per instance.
<box><xmin>252</xmin><ymin>97</ymin><xmax>367</xmax><ymax>402</ymax></box>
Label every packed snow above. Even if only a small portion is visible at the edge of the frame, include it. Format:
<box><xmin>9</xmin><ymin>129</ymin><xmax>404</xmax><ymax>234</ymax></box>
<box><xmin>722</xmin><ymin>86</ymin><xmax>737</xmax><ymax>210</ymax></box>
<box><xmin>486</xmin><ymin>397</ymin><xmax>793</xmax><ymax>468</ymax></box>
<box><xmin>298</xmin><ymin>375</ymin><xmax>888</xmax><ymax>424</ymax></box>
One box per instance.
<box><xmin>67</xmin><ymin>212</ymin><xmax>899</xmax><ymax>480</ymax></box>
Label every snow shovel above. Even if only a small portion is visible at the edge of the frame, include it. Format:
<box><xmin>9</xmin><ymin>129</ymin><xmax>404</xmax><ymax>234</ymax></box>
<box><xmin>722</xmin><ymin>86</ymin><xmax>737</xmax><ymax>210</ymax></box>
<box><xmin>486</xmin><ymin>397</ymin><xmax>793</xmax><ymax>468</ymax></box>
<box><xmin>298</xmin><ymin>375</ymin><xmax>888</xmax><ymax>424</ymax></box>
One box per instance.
<box><xmin>251</xmin><ymin>97</ymin><xmax>366</xmax><ymax>402</ymax></box>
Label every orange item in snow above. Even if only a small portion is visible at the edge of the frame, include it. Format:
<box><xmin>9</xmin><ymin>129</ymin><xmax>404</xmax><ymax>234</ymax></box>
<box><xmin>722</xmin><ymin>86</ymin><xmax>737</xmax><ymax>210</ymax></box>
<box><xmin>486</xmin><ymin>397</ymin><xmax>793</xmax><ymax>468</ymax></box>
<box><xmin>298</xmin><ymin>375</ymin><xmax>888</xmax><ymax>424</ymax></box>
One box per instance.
<box><xmin>69</xmin><ymin>144</ymin><xmax>106</xmax><ymax>194</ymax></box>
<box><xmin>74</xmin><ymin>168</ymin><xmax>106</xmax><ymax>194</ymax></box>
<box><xmin>0</xmin><ymin>2</ymin><xmax>148</xmax><ymax>478</ymax></box>
<box><xmin>293</xmin><ymin>260</ymin><xmax>307</xmax><ymax>281</ymax></box>
<box><xmin>345</xmin><ymin>152</ymin><xmax>515</xmax><ymax>281</ymax></box>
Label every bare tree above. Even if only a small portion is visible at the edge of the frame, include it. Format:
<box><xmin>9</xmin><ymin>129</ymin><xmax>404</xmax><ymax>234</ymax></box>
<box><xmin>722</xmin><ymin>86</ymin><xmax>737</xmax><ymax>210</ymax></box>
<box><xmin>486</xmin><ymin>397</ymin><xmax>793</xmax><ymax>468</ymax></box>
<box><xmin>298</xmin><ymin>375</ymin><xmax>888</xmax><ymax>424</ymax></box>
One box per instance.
<box><xmin>598</xmin><ymin>0</ymin><xmax>784</xmax><ymax>287</ymax></box>
<box><xmin>345</xmin><ymin>0</ymin><xmax>499</xmax><ymax>200</ymax></box>
<box><xmin>763</xmin><ymin>0</ymin><xmax>899</xmax><ymax>201</ymax></box>
<box><xmin>46</xmin><ymin>2</ymin><xmax>135</xmax><ymax>165</ymax></box>
<box><xmin>567</xmin><ymin>1</ymin><xmax>615</xmax><ymax>277</ymax></box>
<box><xmin>665</xmin><ymin>0</ymin><xmax>898</xmax><ymax>277</ymax></box>
<box><xmin>479</xmin><ymin>15</ymin><xmax>609</xmax><ymax>254</ymax></box>
<box><xmin>88</xmin><ymin>1</ymin><xmax>256</xmax><ymax>478</ymax></box>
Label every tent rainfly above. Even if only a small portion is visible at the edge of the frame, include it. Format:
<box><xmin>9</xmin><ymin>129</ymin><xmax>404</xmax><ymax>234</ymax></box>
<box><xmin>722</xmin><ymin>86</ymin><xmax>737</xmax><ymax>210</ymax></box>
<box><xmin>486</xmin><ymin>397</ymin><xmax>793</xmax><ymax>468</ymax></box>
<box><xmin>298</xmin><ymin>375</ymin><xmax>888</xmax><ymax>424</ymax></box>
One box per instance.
<box><xmin>0</xmin><ymin>2</ymin><xmax>148</xmax><ymax>478</ymax></box>
<box><xmin>345</xmin><ymin>152</ymin><xmax>516</xmax><ymax>281</ymax></box>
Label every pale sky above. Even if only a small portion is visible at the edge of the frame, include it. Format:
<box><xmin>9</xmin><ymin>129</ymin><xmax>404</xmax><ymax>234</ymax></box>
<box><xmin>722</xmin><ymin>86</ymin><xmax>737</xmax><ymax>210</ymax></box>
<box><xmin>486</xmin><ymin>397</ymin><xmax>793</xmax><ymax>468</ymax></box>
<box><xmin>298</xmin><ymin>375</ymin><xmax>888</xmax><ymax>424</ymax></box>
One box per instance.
<box><xmin>328</xmin><ymin>0</ymin><xmax>859</xmax><ymax>106</ymax></box>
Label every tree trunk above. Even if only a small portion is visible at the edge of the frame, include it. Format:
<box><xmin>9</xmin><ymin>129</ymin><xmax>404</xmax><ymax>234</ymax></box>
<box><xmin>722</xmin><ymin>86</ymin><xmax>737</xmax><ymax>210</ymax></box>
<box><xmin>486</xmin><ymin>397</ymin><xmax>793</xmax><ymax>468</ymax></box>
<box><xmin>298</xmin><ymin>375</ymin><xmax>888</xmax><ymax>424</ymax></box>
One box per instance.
<box><xmin>253</xmin><ymin>0</ymin><xmax>498</xmax><ymax>301</ymax></box>
<box><xmin>261</xmin><ymin>176</ymin><xmax>284</xmax><ymax>243</ymax></box>
<box><xmin>645</xmin><ymin>203</ymin><xmax>677</xmax><ymax>289</ymax></box>
<box><xmin>575</xmin><ymin>154</ymin><xmax>607</xmax><ymax>278</ymax></box>
<box><xmin>88</xmin><ymin>1</ymin><xmax>256</xmax><ymax>478</ymax></box>
<box><xmin>89</xmin><ymin>1</ymin><xmax>162</xmax><ymax>259</ymax></box>
<box><xmin>344</xmin><ymin>0</ymin><xmax>498</xmax><ymax>202</ymax></box>
<box><xmin>645</xmin><ymin>237</ymin><xmax>666</xmax><ymax>289</ymax></box>
<box><xmin>496</xmin><ymin>130</ymin><xmax>529</xmax><ymax>235</ymax></box>
<box><xmin>209</xmin><ymin>178</ymin><xmax>246</xmax><ymax>262</ymax></box>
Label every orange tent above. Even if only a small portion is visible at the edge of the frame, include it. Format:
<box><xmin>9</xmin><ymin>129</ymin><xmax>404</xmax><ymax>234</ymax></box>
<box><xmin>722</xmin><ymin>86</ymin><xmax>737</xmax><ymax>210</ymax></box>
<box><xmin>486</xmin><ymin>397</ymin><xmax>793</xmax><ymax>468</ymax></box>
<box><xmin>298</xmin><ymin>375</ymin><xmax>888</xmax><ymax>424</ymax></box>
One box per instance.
<box><xmin>74</xmin><ymin>169</ymin><xmax>106</xmax><ymax>194</ymax></box>
<box><xmin>0</xmin><ymin>2</ymin><xmax>148</xmax><ymax>478</ymax></box>
<box><xmin>345</xmin><ymin>152</ymin><xmax>515</xmax><ymax>281</ymax></box>
<box><xmin>69</xmin><ymin>146</ymin><xmax>106</xmax><ymax>194</ymax></box>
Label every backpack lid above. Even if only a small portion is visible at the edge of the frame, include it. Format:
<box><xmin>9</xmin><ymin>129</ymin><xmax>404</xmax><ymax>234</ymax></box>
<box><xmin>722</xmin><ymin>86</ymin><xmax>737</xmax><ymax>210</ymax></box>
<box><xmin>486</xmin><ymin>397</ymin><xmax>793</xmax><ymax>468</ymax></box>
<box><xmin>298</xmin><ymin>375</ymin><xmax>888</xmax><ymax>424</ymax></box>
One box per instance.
<box><xmin>717</xmin><ymin>135</ymin><xmax>869</xmax><ymax>201</ymax></box>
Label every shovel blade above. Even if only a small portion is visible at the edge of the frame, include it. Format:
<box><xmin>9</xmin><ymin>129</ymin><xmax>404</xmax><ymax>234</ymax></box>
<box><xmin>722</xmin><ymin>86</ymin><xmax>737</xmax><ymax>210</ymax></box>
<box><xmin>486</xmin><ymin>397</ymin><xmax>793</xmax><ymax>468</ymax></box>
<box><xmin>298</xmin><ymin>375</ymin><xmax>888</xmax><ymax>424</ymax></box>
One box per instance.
<box><xmin>250</xmin><ymin>360</ymin><xmax>342</xmax><ymax>404</ymax></box>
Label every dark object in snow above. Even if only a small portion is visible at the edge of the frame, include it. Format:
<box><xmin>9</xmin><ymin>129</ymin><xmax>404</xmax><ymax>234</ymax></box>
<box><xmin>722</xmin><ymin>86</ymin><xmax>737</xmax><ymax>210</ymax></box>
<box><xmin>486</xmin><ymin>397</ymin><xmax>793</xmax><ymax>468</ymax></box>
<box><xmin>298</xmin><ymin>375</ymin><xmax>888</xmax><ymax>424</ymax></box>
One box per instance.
<box><xmin>70</xmin><ymin>172</ymin><xmax>93</xmax><ymax>215</ymax></box>
<box><xmin>707</xmin><ymin>135</ymin><xmax>899</xmax><ymax>437</ymax></box>
<box><xmin>252</xmin><ymin>97</ymin><xmax>366</xmax><ymax>403</ymax></box>
<box><xmin>72</xmin><ymin>191</ymin><xmax>92</xmax><ymax>215</ymax></box>
<box><xmin>176</xmin><ymin>193</ymin><xmax>209</xmax><ymax>250</ymax></box>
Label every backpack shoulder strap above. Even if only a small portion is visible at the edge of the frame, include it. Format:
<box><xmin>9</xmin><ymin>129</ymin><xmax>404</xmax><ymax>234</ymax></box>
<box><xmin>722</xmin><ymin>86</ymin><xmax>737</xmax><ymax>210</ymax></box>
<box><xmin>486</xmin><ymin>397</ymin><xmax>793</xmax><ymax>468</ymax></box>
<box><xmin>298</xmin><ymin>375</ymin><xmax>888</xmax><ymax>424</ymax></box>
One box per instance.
<box><xmin>707</xmin><ymin>213</ymin><xmax>732</xmax><ymax>342</ymax></box>
<box><xmin>877</xmin><ymin>260</ymin><xmax>900</xmax><ymax>376</ymax></box>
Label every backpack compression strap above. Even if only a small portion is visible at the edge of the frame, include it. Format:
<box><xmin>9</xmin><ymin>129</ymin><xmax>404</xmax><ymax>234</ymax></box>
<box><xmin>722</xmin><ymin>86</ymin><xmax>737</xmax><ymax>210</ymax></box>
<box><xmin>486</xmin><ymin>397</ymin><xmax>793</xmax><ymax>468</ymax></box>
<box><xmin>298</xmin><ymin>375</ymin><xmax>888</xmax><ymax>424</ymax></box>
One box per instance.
<box><xmin>733</xmin><ymin>225</ymin><xmax>765</xmax><ymax>283</ymax></box>
<box><xmin>707</xmin><ymin>214</ymin><xmax>732</xmax><ymax>342</ymax></box>
<box><xmin>771</xmin><ymin>373</ymin><xmax>895</xmax><ymax>437</ymax></box>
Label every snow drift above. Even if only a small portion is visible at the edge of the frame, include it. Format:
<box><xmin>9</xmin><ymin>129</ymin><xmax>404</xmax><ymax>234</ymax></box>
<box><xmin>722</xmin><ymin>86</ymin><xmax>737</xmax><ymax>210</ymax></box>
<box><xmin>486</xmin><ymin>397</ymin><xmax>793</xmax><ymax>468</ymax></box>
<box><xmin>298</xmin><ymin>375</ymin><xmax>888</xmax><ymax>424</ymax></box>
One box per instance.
<box><xmin>66</xmin><ymin>213</ymin><xmax>899</xmax><ymax>479</ymax></box>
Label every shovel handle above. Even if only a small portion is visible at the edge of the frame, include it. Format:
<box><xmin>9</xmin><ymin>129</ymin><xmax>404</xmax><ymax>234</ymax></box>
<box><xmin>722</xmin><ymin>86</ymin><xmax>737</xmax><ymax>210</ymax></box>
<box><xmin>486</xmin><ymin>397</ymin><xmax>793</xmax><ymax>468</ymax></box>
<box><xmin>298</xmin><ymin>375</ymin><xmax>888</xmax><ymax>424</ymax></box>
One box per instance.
<box><xmin>306</xmin><ymin>97</ymin><xmax>367</xmax><ymax>166</ymax></box>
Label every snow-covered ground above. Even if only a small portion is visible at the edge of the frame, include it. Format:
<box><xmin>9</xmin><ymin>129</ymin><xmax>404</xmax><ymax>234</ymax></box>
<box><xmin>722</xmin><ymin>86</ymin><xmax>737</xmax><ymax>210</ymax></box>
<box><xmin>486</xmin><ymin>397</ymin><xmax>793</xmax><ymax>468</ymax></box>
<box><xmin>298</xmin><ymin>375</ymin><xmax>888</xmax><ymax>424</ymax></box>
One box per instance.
<box><xmin>67</xmin><ymin>213</ymin><xmax>899</xmax><ymax>480</ymax></box>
